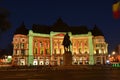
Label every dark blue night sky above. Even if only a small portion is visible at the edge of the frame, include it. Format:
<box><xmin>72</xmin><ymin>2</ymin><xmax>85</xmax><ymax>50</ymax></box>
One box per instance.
<box><xmin>0</xmin><ymin>0</ymin><xmax>120</xmax><ymax>53</ymax></box>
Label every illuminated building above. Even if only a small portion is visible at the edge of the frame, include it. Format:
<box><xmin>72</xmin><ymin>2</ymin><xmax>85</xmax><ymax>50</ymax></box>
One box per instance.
<box><xmin>12</xmin><ymin>18</ymin><xmax>108</xmax><ymax>66</ymax></box>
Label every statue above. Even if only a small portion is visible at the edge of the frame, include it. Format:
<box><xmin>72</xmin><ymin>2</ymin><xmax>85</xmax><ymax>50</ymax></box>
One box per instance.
<box><xmin>62</xmin><ymin>33</ymin><xmax>72</xmax><ymax>52</ymax></box>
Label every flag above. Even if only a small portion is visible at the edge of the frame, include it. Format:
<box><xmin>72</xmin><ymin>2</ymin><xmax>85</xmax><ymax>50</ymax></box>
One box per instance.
<box><xmin>112</xmin><ymin>1</ymin><xmax>120</xmax><ymax>19</ymax></box>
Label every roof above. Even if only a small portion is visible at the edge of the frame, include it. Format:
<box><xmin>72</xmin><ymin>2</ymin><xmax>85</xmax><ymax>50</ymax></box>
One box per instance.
<box><xmin>14</xmin><ymin>18</ymin><xmax>104</xmax><ymax>36</ymax></box>
<box><xmin>32</xmin><ymin>18</ymin><xmax>91</xmax><ymax>35</ymax></box>
<box><xmin>14</xmin><ymin>22</ymin><xmax>29</xmax><ymax>35</ymax></box>
<box><xmin>91</xmin><ymin>24</ymin><xmax>104</xmax><ymax>36</ymax></box>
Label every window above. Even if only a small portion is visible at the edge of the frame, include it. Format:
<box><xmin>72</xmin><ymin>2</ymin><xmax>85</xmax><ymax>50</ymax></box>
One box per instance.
<box><xmin>79</xmin><ymin>48</ymin><xmax>82</xmax><ymax>54</ymax></box>
<box><xmin>15</xmin><ymin>50</ymin><xmax>17</xmax><ymax>55</ymax></box>
<box><xmin>40</xmin><ymin>50</ymin><xmax>43</xmax><ymax>55</ymax></box>
<box><xmin>34</xmin><ymin>41</ymin><xmax>38</xmax><ymax>47</ymax></box>
<box><xmin>96</xmin><ymin>44</ymin><xmax>100</xmax><ymax>48</ymax></box>
<box><xmin>101</xmin><ymin>44</ymin><xmax>104</xmax><ymax>48</ymax></box>
<box><xmin>40</xmin><ymin>41</ymin><xmax>43</xmax><ymax>47</ymax></box>
<box><xmin>21</xmin><ymin>49</ymin><xmax>25</xmax><ymax>55</ymax></box>
<box><xmin>60</xmin><ymin>49</ymin><xmax>62</xmax><ymax>54</ymax></box>
<box><xmin>15</xmin><ymin>44</ymin><xmax>19</xmax><ymax>49</ymax></box>
<box><xmin>54</xmin><ymin>49</ymin><xmax>56</xmax><ymax>54</ymax></box>
<box><xmin>17</xmin><ymin>50</ymin><xmax>20</xmax><ymax>55</ymax></box>
<box><xmin>54</xmin><ymin>43</ymin><xmax>57</xmax><ymax>46</ymax></box>
<box><xmin>73</xmin><ymin>41</ymin><xmax>76</xmax><ymax>46</ymax></box>
<box><xmin>45</xmin><ymin>49</ymin><xmax>48</xmax><ymax>54</ymax></box>
<box><xmin>34</xmin><ymin>48</ymin><xmax>37</xmax><ymax>54</ymax></box>
<box><xmin>84</xmin><ymin>40</ymin><xmax>88</xmax><ymax>47</ymax></box>
<box><xmin>21</xmin><ymin>43</ymin><xmax>24</xmax><ymax>49</ymax></box>
<box><xmin>96</xmin><ymin>49</ymin><xmax>99</xmax><ymax>54</ymax></box>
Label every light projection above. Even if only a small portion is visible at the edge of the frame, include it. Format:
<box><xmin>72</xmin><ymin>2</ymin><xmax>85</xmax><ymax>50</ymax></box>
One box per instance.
<box><xmin>12</xmin><ymin>30</ymin><xmax>108</xmax><ymax>66</ymax></box>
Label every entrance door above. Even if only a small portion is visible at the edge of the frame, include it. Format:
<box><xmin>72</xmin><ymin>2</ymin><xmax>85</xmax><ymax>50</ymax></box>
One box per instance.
<box><xmin>33</xmin><ymin>59</ymin><xmax>38</xmax><ymax>65</ymax></box>
<box><xmin>20</xmin><ymin>59</ymin><xmax>25</xmax><ymax>65</ymax></box>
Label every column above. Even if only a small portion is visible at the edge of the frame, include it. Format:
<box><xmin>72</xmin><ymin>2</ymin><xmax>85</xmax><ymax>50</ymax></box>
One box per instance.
<box><xmin>105</xmin><ymin>43</ymin><xmax>108</xmax><ymax>54</ymax></box>
<box><xmin>28</xmin><ymin>30</ymin><xmax>34</xmax><ymax>66</ymax></box>
<box><xmin>101</xmin><ymin>56</ymin><xmax>103</xmax><ymax>64</ymax></box>
<box><xmin>50</xmin><ymin>31</ymin><xmax>53</xmax><ymax>55</ymax></box>
<box><xmin>88</xmin><ymin>32</ymin><xmax>94</xmax><ymax>65</ymax></box>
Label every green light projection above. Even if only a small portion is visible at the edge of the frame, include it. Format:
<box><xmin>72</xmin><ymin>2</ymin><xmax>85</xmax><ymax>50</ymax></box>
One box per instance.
<box><xmin>50</xmin><ymin>31</ymin><xmax>53</xmax><ymax>55</ymax></box>
<box><xmin>28</xmin><ymin>30</ymin><xmax>34</xmax><ymax>65</ymax></box>
<box><xmin>28</xmin><ymin>30</ymin><xmax>95</xmax><ymax>65</ymax></box>
<box><xmin>88</xmin><ymin>32</ymin><xmax>94</xmax><ymax>65</ymax></box>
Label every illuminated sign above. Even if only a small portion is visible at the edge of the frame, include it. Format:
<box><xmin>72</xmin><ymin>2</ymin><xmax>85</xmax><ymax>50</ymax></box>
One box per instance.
<box><xmin>112</xmin><ymin>63</ymin><xmax>120</xmax><ymax>67</ymax></box>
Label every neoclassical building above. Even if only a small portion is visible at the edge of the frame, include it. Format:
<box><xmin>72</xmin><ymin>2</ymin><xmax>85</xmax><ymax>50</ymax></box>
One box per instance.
<box><xmin>12</xmin><ymin>18</ymin><xmax>108</xmax><ymax>66</ymax></box>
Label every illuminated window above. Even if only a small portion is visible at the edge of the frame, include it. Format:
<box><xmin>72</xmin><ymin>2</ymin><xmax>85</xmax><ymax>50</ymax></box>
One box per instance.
<box><xmin>96</xmin><ymin>44</ymin><xmax>100</xmax><ymax>48</ymax></box>
<box><xmin>34</xmin><ymin>41</ymin><xmax>38</xmax><ymax>47</ymax></box>
<box><xmin>102</xmin><ymin>49</ymin><xmax>104</xmax><ymax>54</ymax></box>
<box><xmin>17</xmin><ymin>50</ymin><xmax>19</xmax><ymax>55</ymax></box>
<box><xmin>40</xmin><ymin>41</ymin><xmax>43</xmax><ymax>47</ymax></box>
<box><xmin>54</xmin><ymin>43</ymin><xmax>57</xmax><ymax>46</ymax></box>
<box><xmin>85</xmin><ymin>40</ymin><xmax>87</xmax><ymax>45</ymax></box>
<box><xmin>84</xmin><ymin>48</ymin><xmax>88</xmax><ymax>54</ymax></box>
<box><xmin>46</xmin><ymin>42</ymin><xmax>49</xmax><ymax>47</ymax></box>
<box><xmin>60</xmin><ymin>49</ymin><xmax>62</xmax><ymax>54</ymax></box>
<box><xmin>41</xmin><ymin>50</ymin><xmax>43</xmax><ymax>55</ymax></box>
<box><xmin>73</xmin><ymin>41</ymin><xmax>76</xmax><ymax>46</ymax></box>
<box><xmin>79</xmin><ymin>48</ymin><xmax>82</xmax><ymax>54</ymax></box>
<box><xmin>21</xmin><ymin>43</ymin><xmax>24</xmax><ymax>49</ymax></box>
<box><xmin>15</xmin><ymin>50</ymin><xmax>17</xmax><ymax>55</ymax></box>
<box><xmin>34</xmin><ymin>48</ymin><xmax>37</xmax><ymax>54</ymax></box>
<box><xmin>15</xmin><ymin>44</ymin><xmax>19</xmax><ymax>49</ymax></box>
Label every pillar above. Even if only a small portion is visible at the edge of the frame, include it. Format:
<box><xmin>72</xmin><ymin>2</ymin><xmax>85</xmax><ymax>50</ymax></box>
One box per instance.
<box><xmin>101</xmin><ymin>56</ymin><xmax>103</xmax><ymax>64</ymax></box>
<box><xmin>28</xmin><ymin>30</ymin><xmax>34</xmax><ymax>66</ymax></box>
<box><xmin>50</xmin><ymin>31</ymin><xmax>53</xmax><ymax>55</ymax></box>
<box><xmin>88</xmin><ymin>32</ymin><xmax>94</xmax><ymax>65</ymax></box>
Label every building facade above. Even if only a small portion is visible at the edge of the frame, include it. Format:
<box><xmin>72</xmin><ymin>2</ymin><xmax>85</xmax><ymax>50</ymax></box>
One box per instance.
<box><xmin>12</xmin><ymin>18</ymin><xmax>108</xmax><ymax>66</ymax></box>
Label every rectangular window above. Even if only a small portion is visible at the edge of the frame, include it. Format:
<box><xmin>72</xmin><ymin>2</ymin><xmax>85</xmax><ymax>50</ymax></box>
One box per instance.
<box><xmin>15</xmin><ymin>44</ymin><xmax>19</xmax><ymax>49</ymax></box>
<box><xmin>79</xmin><ymin>48</ymin><xmax>82</xmax><ymax>54</ymax></box>
<box><xmin>45</xmin><ymin>49</ymin><xmax>48</xmax><ymax>54</ymax></box>
<box><xmin>41</xmin><ymin>50</ymin><xmax>43</xmax><ymax>55</ymax></box>
<box><xmin>21</xmin><ymin>43</ymin><xmax>24</xmax><ymax>49</ymax></box>
<box><xmin>54</xmin><ymin>49</ymin><xmax>56</xmax><ymax>54</ymax></box>
<box><xmin>40</xmin><ymin>42</ymin><xmax>42</xmax><ymax>47</ymax></box>
<box><xmin>17</xmin><ymin>50</ymin><xmax>19</xmax><ymax>55</ymax></box>
<box><xmin>60</xmin><ymin>49</ymin><xmax>62</xmax><ymax>54</ymax></box>
<box><xmin>15</xmin><ymin>50</ymin><xmax>17</xmax><ymax>55</ymax></box>
<box><xmin>96</xmin><ymin>49</ymin><xmax>99</xmax><ymax>54</ymax></box>
<box><xmin>21</xmin><ymin>49</ymin><xmax>25</xmax><ymax>55</ymax></box>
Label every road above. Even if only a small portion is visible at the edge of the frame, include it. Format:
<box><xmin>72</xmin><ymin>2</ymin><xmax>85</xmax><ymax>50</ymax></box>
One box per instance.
<box><xmin>0</xmin><ymin>68</ymin><xmax>120</xmax><ymax>80</ymax></box>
